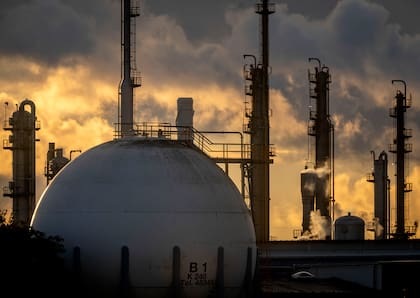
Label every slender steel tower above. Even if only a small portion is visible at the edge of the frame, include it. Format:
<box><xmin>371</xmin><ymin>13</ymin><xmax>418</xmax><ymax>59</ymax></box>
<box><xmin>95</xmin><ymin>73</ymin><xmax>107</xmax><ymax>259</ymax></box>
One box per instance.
<box><xmin>243</xmin><ymin>0</ymin><xmax>274</xmax><ymax>243</ymax></box>
<box><xmin>306</xmin><ymin>58</ymin><xmax>333</xmax><ymax>238</ymax></box>
<box><xmin>3</xmin><ymin>99</ymin><xmax>40</xmax><ymax>225</ymax></box>
<box><xmin>119</xmin><ymin>0</ymin><xmax>141</xmax><ymax>137</ymax></box>
<box><xmin>389</xmin><ymin>80</ymin><xmax>414</xmax><ymax>239</ymax></box>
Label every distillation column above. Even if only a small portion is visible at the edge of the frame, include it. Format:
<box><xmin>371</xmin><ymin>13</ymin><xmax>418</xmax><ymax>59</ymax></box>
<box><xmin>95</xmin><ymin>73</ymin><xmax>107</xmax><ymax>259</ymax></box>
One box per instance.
<box><xmin>389</xmin><ymin>80</ymin><xmax>414</xmax><ymax>239</ymax></box>
<box><xmin>367</xmin><ymin>151</ymin><xmax>389</xmax><ymax>239</ymax></box>
<box><xmin>44</xmin><ymin>142</ymin><xmax>70</xmax><ymax>185</ymax></box>
<box><xmin>243</xmin><ymin>1</ymin><xmax>274</xmax><ymax>243</ymax></box>
<box><xmin>306</xmin><ymin>58</ymin><xmax>333</xmax><ymax>238</ymax></box>
<box><xmin>3</xmin><ymin>99</ymin><xmax>40</xmax><ymax>225</ymax></box>
<box><xmin>248</xmin><ymin>0</ymin><xmax>274</xmax><ymax>244</ymax></box>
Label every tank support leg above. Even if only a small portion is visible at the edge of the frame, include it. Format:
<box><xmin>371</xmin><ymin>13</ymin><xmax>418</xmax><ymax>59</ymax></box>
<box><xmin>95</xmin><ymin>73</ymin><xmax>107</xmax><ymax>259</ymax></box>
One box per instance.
<box><xmin>243</xmin><ymin>247</ymin><xmax>254</xmax><ymax>298</ymax></box>
<box><xmin>72</xmin><ymin>246</ymin><xmax>82</xmax><ymax>293</ymax></box>
<box><xmin>172</xmin><ymin>246</ymin><xmax>181</xmax><ymax>298</ymax></box>
<box><xmin>215</xmin><ymin>246</ymin><xmax>225</xmax><ymax>297</ymax></box>
<box><xmin>120</xmin><ymin>245</ymin><xmax>131</xmax><ymax>297</ymax></box>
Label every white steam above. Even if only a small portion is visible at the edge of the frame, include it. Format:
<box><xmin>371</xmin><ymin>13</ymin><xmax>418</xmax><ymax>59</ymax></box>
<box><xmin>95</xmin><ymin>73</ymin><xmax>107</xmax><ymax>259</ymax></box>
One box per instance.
<box><xmin>297</xmin><ymin>210</ymin><xmax>331</xmax><ymax>240</ymax></box>
<box><xmin>309</xmin><ymin>210</ymin><xmax>331</xmax><ymax>240</ymax></box>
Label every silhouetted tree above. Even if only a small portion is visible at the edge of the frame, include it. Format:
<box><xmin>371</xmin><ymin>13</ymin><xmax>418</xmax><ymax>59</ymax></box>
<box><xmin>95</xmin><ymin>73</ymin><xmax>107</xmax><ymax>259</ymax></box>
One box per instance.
<box><xmin>0</xmin><ymin>210</ymin><xmax>67</xmax><ymax>297</ymax></box>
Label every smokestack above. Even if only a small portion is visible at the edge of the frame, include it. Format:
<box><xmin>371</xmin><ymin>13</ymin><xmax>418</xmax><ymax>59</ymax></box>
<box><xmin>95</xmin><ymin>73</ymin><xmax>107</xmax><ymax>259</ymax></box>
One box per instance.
<box><xmin>176</xmin><ymin>97</ymin><xmax>194</xmax><ymax>142</ymax></box>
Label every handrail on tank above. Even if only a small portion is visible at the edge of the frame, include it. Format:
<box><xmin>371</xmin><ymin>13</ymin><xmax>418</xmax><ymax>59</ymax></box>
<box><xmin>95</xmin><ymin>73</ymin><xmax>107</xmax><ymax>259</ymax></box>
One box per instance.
<box><xmin>113</xmin><ymin>122</ymin><xmax>248</xmax><ymax>160</ymax></box>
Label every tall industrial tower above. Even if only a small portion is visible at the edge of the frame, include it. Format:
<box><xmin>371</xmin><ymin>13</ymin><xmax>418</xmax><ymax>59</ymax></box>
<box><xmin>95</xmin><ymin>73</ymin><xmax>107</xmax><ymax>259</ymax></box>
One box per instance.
<box><xmin>302</xmin><ymin>58</ymin><xmax>334</xmax><ymax>238</ymax></box>
<box><xmin>44</xmin><ymin>142</ymin><xmax>70</xmax><ymax>185</ymax></box>
<box><xmin>243</xmin><ymin>0</ymin><xmax>275</xmax><ymax>243</ymax></box>
<box><xmin>389</xmin><ymin>80</ymin><xmax>416</xmax><ymax>239</ymax></box>
<box><xmin>3</xmin><ymin>99</ymin><xmax>40</xmax><ymax>225</ymax></box>
<box><xmin>119</xmin><ymin>0</ymin><xmax>141</xmax><ymax>137</ymax></box>
<box><xmin>367</xmin><ymin>151</ymin><xmax>389</xmax><ymax>240</ymax></box>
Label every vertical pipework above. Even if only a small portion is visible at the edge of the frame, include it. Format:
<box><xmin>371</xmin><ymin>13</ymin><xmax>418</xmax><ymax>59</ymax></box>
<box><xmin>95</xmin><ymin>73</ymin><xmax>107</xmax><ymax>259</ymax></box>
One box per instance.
<box><xmin>261</xmin><ymin>0</ymin><xmax>270</xmax><ymax>75</ymax></box>
<box><xmin>120</xmin><ymin>0</ymin><xmax>134</xmax><ymax>136</ymax></box>
<box><xmin>396</xmin><ymin>90</ymin><xmax>405</xmax><ymax>237</ymax></box>
<box><xmin>315</xmin><ymin>68</ymin><xmax>331</xmax><ymax>218</ymax></box>
<box><xmin>378</xmin><ymin>151</ymin><xmax>388</xmax><ymax>240</ymax></box>
<box><xmin>45</xmin><ymin>142</ymin><xmax>55</xmax><ymax>185</ymax></box>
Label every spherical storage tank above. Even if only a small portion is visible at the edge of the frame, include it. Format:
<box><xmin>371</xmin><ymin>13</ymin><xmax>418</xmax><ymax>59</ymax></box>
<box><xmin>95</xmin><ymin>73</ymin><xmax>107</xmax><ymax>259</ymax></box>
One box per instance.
<box><xmin>31</xmin><ymin>137</ymin><xmax>256</xmax><ymax>297</ymax></box>
<box><xmin>334</xmin><ymin>212</ymin><xmax>365</xmax><ymax>240</ymax></box>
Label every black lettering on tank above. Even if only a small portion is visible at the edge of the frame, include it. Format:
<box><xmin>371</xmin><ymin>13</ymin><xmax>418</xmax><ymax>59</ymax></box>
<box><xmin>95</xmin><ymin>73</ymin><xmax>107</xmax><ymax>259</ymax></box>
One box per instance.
<box><xmin>189</xmin><ymin>262</ymin><xmax>198</xmax><ymax>272</ymax></box>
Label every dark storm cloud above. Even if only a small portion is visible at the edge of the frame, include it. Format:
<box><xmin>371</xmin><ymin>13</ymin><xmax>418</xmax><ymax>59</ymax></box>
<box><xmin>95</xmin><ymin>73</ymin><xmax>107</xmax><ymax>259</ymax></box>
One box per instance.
<box><xmin>133</xmin><ymin>94</ymin><xmax>240</xmax><ymax>132</ymax></box>
<box><xmin>0</xmin><ymin>0</ymin><xmax>118</xmax><ymax>65</ymax></box>
<box><xmin>134</xmin><ymin>95</ymin><xmax>173</xmax><ymax>123</ymax></box>
<box><xmin>270</xmin><ymin>0</ymin><xmax>420</xmax><ymax>77</ymax></box>
<box><xmin>144</xmin><ymin>0</ymin><xmax>420</xmax><ymax>45</ymax></box>
<box><xmin>265</xmin><ymin>0</ymin><xmax>420</xmax><ymax>161</ymax></box>
<box><xmin>100</xmin><ymin>100</ymin><xmax>119</xmax><ymax>128</ymax></box>
<box><xmin>270</xmin><ymin>73</ymin><xmax>308</xmax><ymax>118</ymax></box>
<box><xmin>334</xmin><ymin>106</ymin><xmax>391</xmax><ymax>158</ymax></box>
<box><xmin>143</xmin><ymin>0</ymin><xmax>252</xmax><ymax>44</ymax></box>
<box><xmin>195</xmin><ymin>106</ymin><xmax>239</xmax><ymax>131</ymax></box>
<box><xmin>280</xmin><ymin>0</ymin><xmax>420</xmax><ymax>36</ymax></box>
<box><xmin>138</xmin><ymin>35</ymin><xmax>239</xmax><ymax>89</ymax></box>
<box><xmin>371</xmin><ymin>0</ymin><xmax>420</xmax><ymax>35</ymax></box>
<box><xmin>135</xmin><ymin>8</ymin><xmax>250</xmax><ymax>92</ymax></box>
<box><xmin>329</xmin><ymin>0</ymin><xmax>389</xmax><ymax>53</ymax></box>
<box><xmin>280</xmin><ymin>0</ymin><xmax>338</xmax><ymax>20</ymax></box>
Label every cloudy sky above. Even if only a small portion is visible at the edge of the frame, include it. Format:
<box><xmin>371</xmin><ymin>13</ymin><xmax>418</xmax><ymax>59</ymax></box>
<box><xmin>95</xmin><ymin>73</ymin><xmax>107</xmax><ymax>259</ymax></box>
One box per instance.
<box><xmin>1</xmin><ymin>0</ymin><xmax>420</xmax><ymax>239</ymax></box>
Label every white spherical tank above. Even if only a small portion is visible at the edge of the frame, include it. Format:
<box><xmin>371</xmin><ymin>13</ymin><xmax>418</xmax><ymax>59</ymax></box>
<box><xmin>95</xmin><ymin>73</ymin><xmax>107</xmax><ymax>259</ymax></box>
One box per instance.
<box><xmin>31</xmin><ymin>137</ymin><xmax>256</xmax><ymax>297</ymax></box>
<box><xmin>334</xmin><ymin>212</ymin><xmax>365</xmax><ymax>240</ymax></box>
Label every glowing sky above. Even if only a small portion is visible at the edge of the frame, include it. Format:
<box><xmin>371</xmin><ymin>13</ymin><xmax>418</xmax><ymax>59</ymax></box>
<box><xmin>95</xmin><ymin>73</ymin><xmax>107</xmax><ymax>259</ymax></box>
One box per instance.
<box><xmin>1</xmin><ymin>0</ymin><xmax>420</xmax><ymax>239</ymax></box>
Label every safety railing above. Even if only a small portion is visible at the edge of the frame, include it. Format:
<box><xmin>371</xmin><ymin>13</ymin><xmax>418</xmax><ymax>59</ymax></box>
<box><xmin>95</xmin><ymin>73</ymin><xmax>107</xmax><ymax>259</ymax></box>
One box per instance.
<box><xmin>114</xmin><ymin>122</ymin><xmax>249</xmax><ymax>161</ymax></box>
